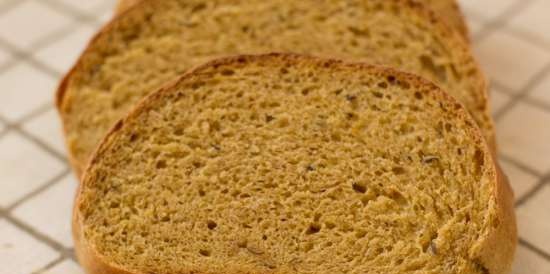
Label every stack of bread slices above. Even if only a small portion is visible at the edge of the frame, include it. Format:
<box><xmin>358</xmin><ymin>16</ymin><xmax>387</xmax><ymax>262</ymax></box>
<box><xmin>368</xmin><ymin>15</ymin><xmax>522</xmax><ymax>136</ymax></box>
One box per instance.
<box><xmin>57</xmin><ymin>1</ymin><xmax>517</xmax><ymax>274</ymax></box>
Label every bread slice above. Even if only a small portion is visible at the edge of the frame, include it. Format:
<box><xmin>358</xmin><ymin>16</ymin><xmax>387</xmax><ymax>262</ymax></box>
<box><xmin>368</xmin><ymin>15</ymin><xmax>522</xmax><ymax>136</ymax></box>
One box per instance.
<box><xmin>58</xmin><ymin>0</ymin><xmax>493</xmax><ymax>176</ymax></box>
<box><xmin>114</xmin><ymin>0</ymin><xmax>469</xmax><ymax>39</ymax></box>
<box><xmin>74</xmin><ymin>54</ymin><xmax>516</xmax><ymax>274</ymax></box>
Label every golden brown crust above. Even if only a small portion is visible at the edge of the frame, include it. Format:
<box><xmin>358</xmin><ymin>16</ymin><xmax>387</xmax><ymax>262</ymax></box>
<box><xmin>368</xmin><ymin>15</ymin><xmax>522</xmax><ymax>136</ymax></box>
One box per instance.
<box><xmin>75</xmin><ymin>53</ymin><xmax>515</xmax><ymax>274</ymax></box>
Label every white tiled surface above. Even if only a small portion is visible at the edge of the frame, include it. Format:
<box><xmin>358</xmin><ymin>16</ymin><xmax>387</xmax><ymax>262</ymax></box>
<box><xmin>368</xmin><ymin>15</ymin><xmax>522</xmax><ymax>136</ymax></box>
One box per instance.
<box><xmin>0</xmin><ymin>219</ymin><xmax>58</xmax><ymax>274</ymax></box>
<box><xmin>0</xmin><ymin>62</ymin><xmax>56</xmax><ymax>122</ymax></box>
<box><xmin>0</xmin><ymin>132</ymin><xmax>66</xmax><ymax>207</ymax></box>
<box><xmin>490</xmin><ymin>88</ymin><xmax>512</xmax><ymax>115</ymax></box>
<box><xmin>498</xmin><ymin>102</ymin><xmax>550</xmax><ymax>174</ymax></box>
<box><xmin>460</xmin><ymin>0</ymin><xmax>520</xmax><ymax>20</ymax></box>
<box><xmin>499</xmin><ymin>160</ymin><xmax>540</xmax><ymax>200</ymax></box>
<box><xmin>530</xmin><ymin>73</ymin><xmax>550</xmax><ymax>106</ymax></box>
<box><xmin>512</xmin><ymin>246</ymin><xmax>550</xmax><ymax>274</ymax></box>
<box><xmin>35</xmin><ymin>24</ymin><xmax>96</xmax><ymax>74</ymax></box>
<box><xmin>40</xmin><ymin>259</ymin><xmax>84</xmax><ymax>274</ymax></box>
<box><xmin>517</xmin><ymin>185</ymin><xmax>550</xmax><ymax>254</ymax></box>
<box><xmin>0</xmin><ymin>0</ymin><xmax>549</xmax><ymax>273</ymax></box>
<box><xmin>13</xmin><ymin>175</ymin><xmax>76</xmax><ymax>248</ymax></box>
<box><xmin>0</xmin><ymin>47</ymin><xmax>11</xmax><ymax>67</ymax></box>
<box><xmin>474</xmin><ymin>30</ymin><xmax>550</xmax><ymax>92</ymax></box>
<box><xmin>22</xmin><ymin>108</ymin><xmax>67</xmax><ymax>155</ymax></box>
<box><xmin>508</xmin><ymin>0</ymin><xmax>550</xmax><ymax>45</ymax></box>
<box><xmin>0</xmin><ymin>1</ymin><xmax>72</xmax><ymax>49</ymax></box>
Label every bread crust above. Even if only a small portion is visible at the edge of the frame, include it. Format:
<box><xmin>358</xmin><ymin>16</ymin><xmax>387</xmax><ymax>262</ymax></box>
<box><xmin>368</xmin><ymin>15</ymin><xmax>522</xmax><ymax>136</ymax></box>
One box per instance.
<box><xmin>56</xmin><ymin>0</ymin><xmax>492</xmax><ymax>178</ymax></box>
<box><xmin>74</xmin><ymin>53</ymin><xmax>515</xmax><ymax>274</ymax></box>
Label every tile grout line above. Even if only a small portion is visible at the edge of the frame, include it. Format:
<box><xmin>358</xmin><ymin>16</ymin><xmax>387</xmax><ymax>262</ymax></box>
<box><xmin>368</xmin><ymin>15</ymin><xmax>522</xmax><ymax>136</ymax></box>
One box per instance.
<box><xmin>41</xmin><ymin>0</ymin><xmax>101</xmax><ymax>25</ymax></box>
<box><xmin>494</xmin><ymin>62</ymin><xmax>550</xmax><ymax>121</ymax></box>
<box><xmin>0</xmin><ymin>207</ymin><xmax>72</xmax><ymax>257</ymax></box>
<box><xmin>0</xmin><ymin>36</ymin><xmax>61</xmax><ymax>77</ymax></box>
<box><xmin>0</xmin><ymin>0</ymin><xmax>23</xmax><ymax>16</ymax></box>
<box><xmin>472</xmin><ymin>0</ymin><xmax>536</xmax><ymax>44</ymax></box>
<box><xmin>519</xmin><ymin>237</ymin><xmax>550</xmax><ymax>262</ymax></box>
<box><xmin>515</xmin><ymin>173</ymin><xmax>550</xmax><ymax>207</ymax></box>
<box><xmin>499</xmin><ymin>154</ymin><xmax>543</xmax><ymax>178</ymax></box>
<box><xmin>492</xmin><ymin>81</ymin><xmax>550</xmax><ymax>112</ymax></box>
<box><xmin>6</xmin><ymin>168</ymin><xmax>70</xmax><ymax>211</ymax></box>
<box><xmin>31</xmin><ymin>254</ymin><xmax>65</xmax><ymax>274</ymax></box>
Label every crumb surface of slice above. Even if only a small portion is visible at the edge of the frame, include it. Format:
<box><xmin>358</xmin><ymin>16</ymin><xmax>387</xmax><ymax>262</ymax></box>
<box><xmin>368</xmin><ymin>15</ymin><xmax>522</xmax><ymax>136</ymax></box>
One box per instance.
<box><xmin>114</xmin><ymin>0</ymin><xmax>470</xmax><ymax>39</ymax></box>
<box><xmin>59</xmin><ymin>0</ymin><xmax>492</xmax><ymax>175</ymax></box>
<box><xmin>74</xmin><ymin>54</ymin><xmax>515</xmax><ymax>274</ymax></box>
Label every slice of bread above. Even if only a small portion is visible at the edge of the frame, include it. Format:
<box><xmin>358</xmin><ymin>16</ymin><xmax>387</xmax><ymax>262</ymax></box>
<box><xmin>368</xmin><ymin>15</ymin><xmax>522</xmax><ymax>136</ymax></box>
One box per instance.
<box><xmin>58</xmin><ymin>0</ymin><xmax>493</xmax><ymax>176</ymax></box>
<box><xmin>74</xmin><ymin>54</ymin><xmax>516</xmax><ymax>274</ymax></box>
<box><xmin>114</xmin><ymin>0</ymin><xmax>469</xmax><ymax>39</ymax></box>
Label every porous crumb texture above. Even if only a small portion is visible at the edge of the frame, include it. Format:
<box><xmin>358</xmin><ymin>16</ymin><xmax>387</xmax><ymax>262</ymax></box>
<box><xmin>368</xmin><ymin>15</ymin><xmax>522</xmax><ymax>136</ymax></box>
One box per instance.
<box><xmin>59</xmin><ymin>0</ymin><xmax>493</xmax><ymax>175</ymax></box>
<box><xmin>421</xmin><ymin>0</ymin><xmax>469</xmax><ymax>39</ymax></box>
<box><xmin>114</xmin><ymin>0</ymin><xmax>470</xmax><ymax>39</ymax></box>
<box><xmin>76</xmin><ymin>55</ymin><xmax>501</xmax><ymax>274</ymax></box>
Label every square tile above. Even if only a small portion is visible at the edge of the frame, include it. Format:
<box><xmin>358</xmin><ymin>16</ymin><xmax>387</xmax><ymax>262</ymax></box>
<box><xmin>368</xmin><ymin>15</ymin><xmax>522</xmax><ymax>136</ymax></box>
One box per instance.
<box><xmin>35</xmin><ymin>24</ymin><xmax>97</xmax><ymax>74</ymax></box>
<box><xmin>529</xmin><ymin>72</ymin><xmax>550</xmax><ymax>106</ymax></box>
<box><xmin>53</xmin><ymin>0</ymin><xmax>116</xmax><ymax>15</ymax></box>
<box><xmin>497</xmin><ymin>102</ymin><xmax>550</xmax><ymax>173</ymax></box>
<box><xmin>0</xmin><ymin>132</ymin><xmax>66</xmax><ymax>207</ymax></box>
<box><xmin>0</xmin><ymin>47</ymin><xmax>13</xmax><ymax>67</ymax></box>
<box><xmin>474</xmin><ymin>30</ymin><xmax>550</xmax><ymax>92</ymax></box>
<box><xmin>459</xmin><ymin>0</ymin><xmax>521</xmax><ymax>20</ymax></box>
<box><xmin>509</xmin><ymin>0</ymin><xmax>550</xmax><ymax>45</ymax></box>
<box><xmin>41</xmin><ymin>259</ymin><xmax>84</xmax><ymax>274</ymax></box>
<box><xmin>511</xmin><ymin>245</ymin><xmax>550</xmax><ymax>274</ymax></box>
<box><xmin>490</xmin><ymin>88</ymin><xmax>512</xmax><ymax>116</ymax></box>
<box><xmin>0</xmin><ymin>62</ymin><xmax>56</xmax><ymax>122</ymax></box>
<box><xmin>516</xmin><ymin>184</ymin><xmax>550</xmax><ymax>254</ymax></box>
<box><xmin>498</xmin><ymin>159</ymin><xmax>539</xmax><ymax>200</ymax></box>
<box><xmin>465</xmin><ymin>18</ymin><xmax>484</xmax><ymax>36</ymax></box>
<box><xmin>13</xmin><ymin>175</ymin><xmax>76</xmax><ymax>248</ymax></box>
<box><xmin>0</xmin><ymin>1</ymin><xmax>72</xmax><ymax>49</ymax></box>
<box><xmin>21</xmin><ymin>107</ymin><xmax>67</xmax><ymax>155</ymax></box>
<box><xmin>0</xmin><ymin>219</ymin><xmax>58</xmax><ymax>274</ymax></box>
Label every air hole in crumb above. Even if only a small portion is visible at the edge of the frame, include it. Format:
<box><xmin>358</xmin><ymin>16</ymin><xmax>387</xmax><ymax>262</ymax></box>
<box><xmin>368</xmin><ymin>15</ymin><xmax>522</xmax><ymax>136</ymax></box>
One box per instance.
<box><xmin>474</xmin><ymin>149</ymin><xmax>484</xmax><ymax>175</ymax></box>
<box><xmin>262</xmin><ymin>235</ymin><xmax>268</xmax><ymax>240</ymax></box>
<box><xmin>265</xmin><ymin>115</ymin><xmax>275</xmax><ymax>123</ymax></box>
<box><xmin>392</xmin><ymin>166</ymin><xmax>406</xmax><ymax>175</ymax></box>
<box><xmin>377</xmin><ymin>82</ymin><xmax>387</xmax><ymax>89</ymax></box>
<box><xmin>346</xmin><ymin>95</ymin><xmax>357</xmax><ymax>102</ymax></box>
<box><xmin>387</xmin><ymin>75</ymin><xmax>396</xmax><ymax>83</ymax></box>
<box><xmin>207</xmin><ymin>220</ymin><xmax>217</xmax><ymax>230</ymax></box>
<box><xmin>306</xmin><ymin>224</ymin><xmax>321</xmax><ymax>235</ymax></box>
<box><xmin>352</xmin><ymin>182</ymin><xmax>367</xmax><ymax>194</ymax></box>
<box><xmin>221</xmin><ymin>69</ymin><xmax>235</xmax><ymax>76</ymax></box>
<box><xmin>198</xmin><ymin>189</ymin><xmax>205</xmax><ymax>196</ymax></box>
<box><xmin>422</xmin><ymin>155</ymin><xmax>439</xmax><ymax>164</ymax></box>
<box><xmin>414</xmin><ymin>92</ymin><xmax>423</xmax><ymax>100</ymax></box>
<box><xmin>129</xmin><ymin>134</ymin><xmax>139</xmax><ymax>142</ymax></box>
<box><xmin>156</xmin><ymin>160</ymin><xmax>167</xmax><ymax>169</ymax></box>
<box><xmin>199</xmin><ymin>249</ymin><xmax>211</xmax><ymax>256</ymax></box>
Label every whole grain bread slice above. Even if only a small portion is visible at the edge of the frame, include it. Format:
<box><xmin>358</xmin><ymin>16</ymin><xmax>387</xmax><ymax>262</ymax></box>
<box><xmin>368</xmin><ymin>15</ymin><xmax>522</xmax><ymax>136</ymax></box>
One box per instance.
<box><xmin>58</xmin><ymin>0</ymin><xmax>493</xmax><ymax>176</ymax></box>
<box><xmin>114</xmin><ymin>0</ymin><xmax>470</xmax><ymax>39</ymax></box>
<box><xmin>74</xmin><ymin>53</ymin><xmax>516</xmax><ymax>274</ymax></box>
